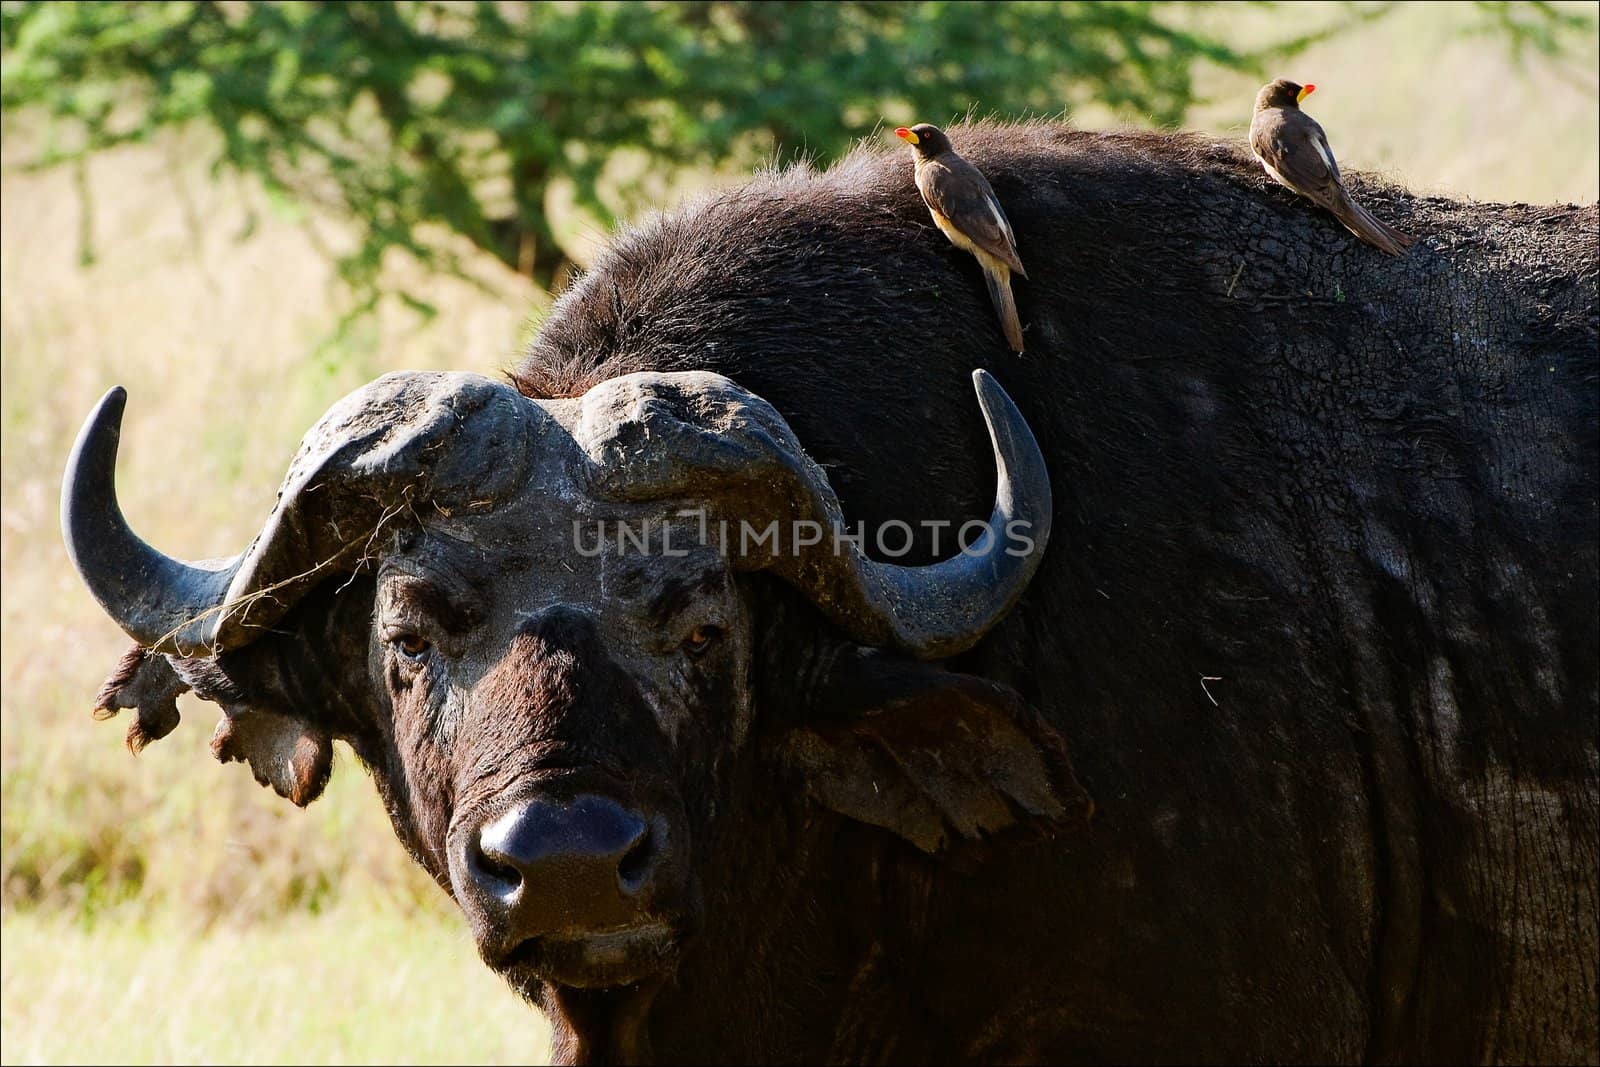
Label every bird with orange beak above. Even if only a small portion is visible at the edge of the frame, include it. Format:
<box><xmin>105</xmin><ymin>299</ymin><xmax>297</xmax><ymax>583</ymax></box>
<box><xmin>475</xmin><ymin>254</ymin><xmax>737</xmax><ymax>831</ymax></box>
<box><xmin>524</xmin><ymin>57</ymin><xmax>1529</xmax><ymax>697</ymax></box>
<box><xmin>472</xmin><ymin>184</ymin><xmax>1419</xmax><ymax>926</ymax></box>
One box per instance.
<box><xmin>1250</xmin><ymin>79</ymin><xmax>1416</xmax><ymax>256</ymax></box>
<box><xmin>896</xmin><ymin>123</ymin><xmax>1028</xmax><ymax>353</ymax></box>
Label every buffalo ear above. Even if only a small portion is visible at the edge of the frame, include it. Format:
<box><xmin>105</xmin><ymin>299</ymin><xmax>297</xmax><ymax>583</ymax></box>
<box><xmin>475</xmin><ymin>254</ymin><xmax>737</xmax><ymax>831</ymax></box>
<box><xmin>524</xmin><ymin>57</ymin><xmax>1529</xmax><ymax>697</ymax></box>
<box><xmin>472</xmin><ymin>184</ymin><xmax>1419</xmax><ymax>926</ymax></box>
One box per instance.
<box><xmin>95</xmin><ymin>644</ymin><xmax>187</xmax><ymax>753</ymax></box>
<box><xmin>209</xmin><ymin>707</ymin><xmax>333</xmax><ymax>808</ymax></box>
<box><xmin>94</xmin><ymin>643</ymin><xmax>332</xmax><ymax>805</ymax></box>
<box><xmin>165</xmin><ymin>650</ymin><xmax>336</xmax><ymax>809</ymax></box>
<box><xmin>91</xmin><ymin>577</ymin><xmax>372</xmax><ymax>806</ymax></box>
<box><xmin>783</xmin><ymin>649</ymin><xmax>1091</xmax><ymax>854</ymax></box>
<box><xmin>93</xmin><ymin>642</ymin><xmax>335</xmax><ymax>808</ymax></box>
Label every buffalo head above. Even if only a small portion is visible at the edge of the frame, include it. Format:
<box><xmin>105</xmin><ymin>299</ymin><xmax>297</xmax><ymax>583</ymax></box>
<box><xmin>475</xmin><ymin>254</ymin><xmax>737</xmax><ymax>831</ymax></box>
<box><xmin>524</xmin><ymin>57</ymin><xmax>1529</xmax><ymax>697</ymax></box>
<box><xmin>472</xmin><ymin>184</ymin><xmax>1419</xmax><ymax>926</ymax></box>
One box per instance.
<box><xmin>63</xmin><ymin>368</ymin><xmax>1086</xmax><ymax>1031</ymax></box>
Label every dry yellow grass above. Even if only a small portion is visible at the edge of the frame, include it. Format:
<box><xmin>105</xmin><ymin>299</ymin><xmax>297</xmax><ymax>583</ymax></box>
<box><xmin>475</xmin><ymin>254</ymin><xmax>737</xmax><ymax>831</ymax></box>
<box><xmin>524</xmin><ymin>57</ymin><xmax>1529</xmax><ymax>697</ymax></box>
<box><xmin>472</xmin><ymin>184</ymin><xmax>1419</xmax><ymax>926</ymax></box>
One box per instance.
<box><xmin>1</xmin><ymin>123</ymin><xmax>539</xmax><ymax>923</ymax></box>
<box><xmin>1</xmin><ymin>903</ymin><xmax>549</xmax><ymax>1064</ymax></box>
<box><xmin>1</xmin><ymin>126</ymin><xmax>550</xmax><ymax>1065</ymax></box>
<box><xmin>1</xmin><ymin>6</ymin><xmax>1595</xmax><ymax>1064</ymax></box>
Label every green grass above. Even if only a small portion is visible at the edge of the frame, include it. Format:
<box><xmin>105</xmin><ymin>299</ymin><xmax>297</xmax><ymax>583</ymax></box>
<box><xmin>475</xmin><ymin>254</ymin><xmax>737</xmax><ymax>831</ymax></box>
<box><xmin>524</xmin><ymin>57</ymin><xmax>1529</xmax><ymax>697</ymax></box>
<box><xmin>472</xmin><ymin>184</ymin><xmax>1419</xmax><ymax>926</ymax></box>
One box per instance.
<box><xmin>0</xmin><ymin>903</ymin><xmax>550</xmax><ymax>1064</ymax></box>
<box><xmin>1</xmin><ymin>5</ymin><xmax>1594</xmax><ymax>1064</ymax></box>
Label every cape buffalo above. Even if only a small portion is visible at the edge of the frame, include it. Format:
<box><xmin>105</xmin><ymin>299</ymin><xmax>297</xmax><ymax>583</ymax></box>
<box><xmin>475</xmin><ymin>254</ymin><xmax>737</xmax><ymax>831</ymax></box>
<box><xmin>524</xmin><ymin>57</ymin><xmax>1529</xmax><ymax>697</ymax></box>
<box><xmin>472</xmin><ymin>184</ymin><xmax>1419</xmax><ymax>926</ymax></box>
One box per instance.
<box><xmin>64</xmin><ymin>121</ymin><xmax>1597</xmax><ymax>1064</ymax></box>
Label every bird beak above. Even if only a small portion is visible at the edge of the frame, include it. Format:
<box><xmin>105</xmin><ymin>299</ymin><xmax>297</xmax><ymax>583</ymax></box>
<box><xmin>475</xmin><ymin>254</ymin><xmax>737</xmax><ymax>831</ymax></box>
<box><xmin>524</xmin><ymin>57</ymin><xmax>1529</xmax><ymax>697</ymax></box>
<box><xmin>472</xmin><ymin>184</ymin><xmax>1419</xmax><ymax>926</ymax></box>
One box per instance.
<box><xmin>1297</xmin><ymin>84</ymin><xmax>1316</xmax><ymax>103</ymax></box>
<box><xmin>895</xmin><ymin>126</ymin><xmax>920</xmax><ymax>146</ymax></box>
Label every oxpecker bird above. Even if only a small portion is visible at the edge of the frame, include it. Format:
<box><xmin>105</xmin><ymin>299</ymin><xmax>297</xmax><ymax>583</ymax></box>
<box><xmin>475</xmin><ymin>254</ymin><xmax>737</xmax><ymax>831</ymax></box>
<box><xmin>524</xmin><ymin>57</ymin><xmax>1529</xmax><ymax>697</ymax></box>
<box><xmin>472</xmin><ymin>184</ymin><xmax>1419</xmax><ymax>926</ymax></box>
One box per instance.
<box><xmin>1250</xmin><ymin>80</ymin><xmax>1416</xmax><ymax>256</ymax></box>
<box><xmin>896</xmin><ymin>123</ymin><xmax>1029</xmax><ymax>353</ymax></box>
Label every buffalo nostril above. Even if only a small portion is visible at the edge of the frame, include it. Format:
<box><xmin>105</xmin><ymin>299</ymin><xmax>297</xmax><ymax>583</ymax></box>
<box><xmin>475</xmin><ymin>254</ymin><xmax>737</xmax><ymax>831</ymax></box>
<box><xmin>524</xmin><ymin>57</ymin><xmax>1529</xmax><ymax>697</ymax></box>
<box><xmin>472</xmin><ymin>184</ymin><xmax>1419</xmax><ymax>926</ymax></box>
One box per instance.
<box><xmin>471</xmin><ymin>831</ymin><xmax>523</xmax><ymax>896</ymax></box>
<box><xmin>616</xmin><ymin>817</ymin><xmax>665</xmax><ymax>895</ymax></box>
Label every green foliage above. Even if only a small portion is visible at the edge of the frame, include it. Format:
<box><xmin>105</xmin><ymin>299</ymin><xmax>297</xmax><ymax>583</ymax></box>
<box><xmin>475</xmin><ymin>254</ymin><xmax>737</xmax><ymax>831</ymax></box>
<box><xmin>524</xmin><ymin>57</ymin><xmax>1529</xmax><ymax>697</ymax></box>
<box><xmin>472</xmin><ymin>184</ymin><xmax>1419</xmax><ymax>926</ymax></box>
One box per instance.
<box><xmin>0</xmin><ymin>0</ymin><xmax>1276</xmax><ymax>304</ymax></box>
<box><xmin>0</xmin><ymin>0</ymin><xmax>1593</xmax><ymax>322</ymax></box>
<box><xmin>1463</xmin><ymin>0</ymin><xmax>1600</xmax><ymax>66</ymax></box>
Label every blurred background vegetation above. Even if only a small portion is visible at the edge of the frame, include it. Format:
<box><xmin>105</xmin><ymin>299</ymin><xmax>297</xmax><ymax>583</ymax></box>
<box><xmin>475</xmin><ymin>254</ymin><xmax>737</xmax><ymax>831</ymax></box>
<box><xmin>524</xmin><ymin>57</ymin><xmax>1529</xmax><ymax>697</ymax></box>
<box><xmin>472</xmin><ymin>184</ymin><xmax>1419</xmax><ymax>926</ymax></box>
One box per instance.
<box><xmin>4</xmin><ymin>1</ymin><xmax>1595</xmax><ymax>320</ymax></box>
<box><xmin>1</xmin><ymin>2</ymin><xmax>1595</xmax><ymax>1063</ymax></box>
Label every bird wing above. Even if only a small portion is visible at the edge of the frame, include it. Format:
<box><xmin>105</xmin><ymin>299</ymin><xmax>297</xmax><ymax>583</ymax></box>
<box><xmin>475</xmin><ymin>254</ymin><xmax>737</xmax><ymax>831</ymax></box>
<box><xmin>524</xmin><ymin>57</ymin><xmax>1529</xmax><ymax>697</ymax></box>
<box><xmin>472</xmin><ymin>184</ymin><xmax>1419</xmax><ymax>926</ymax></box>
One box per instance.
<box><xmin>1252</xmin><ymin>108</ymin><xmax>1346</xmax><ymax>209</ymax></box>
<box><xmin>921</xmin><ymin>158</ymin><xmax>1025</xmax><ymax>275</ymax></box>
<box><xmin>1311</xmin><ymin>125</ymin><xmax>1342</xmax><ymax>186</ymax></box>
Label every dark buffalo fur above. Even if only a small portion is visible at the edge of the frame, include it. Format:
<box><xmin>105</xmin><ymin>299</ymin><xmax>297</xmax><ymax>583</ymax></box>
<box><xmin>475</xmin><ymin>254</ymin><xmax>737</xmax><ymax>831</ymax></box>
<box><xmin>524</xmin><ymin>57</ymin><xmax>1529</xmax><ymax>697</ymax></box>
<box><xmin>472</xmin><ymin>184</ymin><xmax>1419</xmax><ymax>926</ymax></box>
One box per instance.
<box><xmin>501</xmin><ymin>121</ymin><xmax>1598</xmax><ymax>1062</ymax></box>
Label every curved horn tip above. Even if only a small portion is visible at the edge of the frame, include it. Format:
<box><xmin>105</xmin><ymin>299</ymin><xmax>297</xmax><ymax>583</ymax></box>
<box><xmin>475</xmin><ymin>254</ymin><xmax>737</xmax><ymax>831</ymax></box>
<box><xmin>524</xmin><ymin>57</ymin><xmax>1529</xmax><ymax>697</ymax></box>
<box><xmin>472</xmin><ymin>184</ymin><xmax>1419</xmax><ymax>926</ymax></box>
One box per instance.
<box><xmin>62</xmin><ymin>384</ymin><xmax>242</xmax><ymax>654</ymax></box>
<box><xmin>88</xmin><ymin>385</ymin><xmax>129</xmax><ymax>423</ymax></box>
<box><xmin>61</xmin><ymin>386</ymin><xmax>132</xmax><ymax>539</ymax></box>
<box><xmin>74</xmin><ymin>386</ymin><xmax>130</xmax><ymax>448</ymax></box>
<box><xmin>969</xmin><ymin>367</ymin><xmax>1016</xmax><ymax>417</ymax></box>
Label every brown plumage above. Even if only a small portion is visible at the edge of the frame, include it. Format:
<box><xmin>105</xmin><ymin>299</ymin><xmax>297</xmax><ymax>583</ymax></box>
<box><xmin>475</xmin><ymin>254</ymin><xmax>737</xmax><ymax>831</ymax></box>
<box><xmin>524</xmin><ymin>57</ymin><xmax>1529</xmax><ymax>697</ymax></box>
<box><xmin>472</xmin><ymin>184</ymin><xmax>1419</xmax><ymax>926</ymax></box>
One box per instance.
<box><xmin>896</xmin><ymin>123</ymin><xmax>1028</xmax><ymax>353</ymax></box>
<box><xmin>1250</xmin><ymin>80</ymin><xmax>1416</xmax><ymax>256</ymax></box>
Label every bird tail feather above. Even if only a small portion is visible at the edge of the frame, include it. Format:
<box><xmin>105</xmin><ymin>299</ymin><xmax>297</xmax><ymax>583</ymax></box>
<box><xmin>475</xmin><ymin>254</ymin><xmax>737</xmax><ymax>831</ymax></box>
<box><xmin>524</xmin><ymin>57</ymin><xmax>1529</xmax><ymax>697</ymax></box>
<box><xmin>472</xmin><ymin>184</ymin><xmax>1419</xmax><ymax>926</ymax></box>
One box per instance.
<box><xmin>1336</xmin><ymin>192</ymin><xmax>1417</xmax><ymax>256</ymax></box>
<box><xmin>981</xmin><ymin>259</ymin><xmax>1025</xmax><ymax>354</ymax></box>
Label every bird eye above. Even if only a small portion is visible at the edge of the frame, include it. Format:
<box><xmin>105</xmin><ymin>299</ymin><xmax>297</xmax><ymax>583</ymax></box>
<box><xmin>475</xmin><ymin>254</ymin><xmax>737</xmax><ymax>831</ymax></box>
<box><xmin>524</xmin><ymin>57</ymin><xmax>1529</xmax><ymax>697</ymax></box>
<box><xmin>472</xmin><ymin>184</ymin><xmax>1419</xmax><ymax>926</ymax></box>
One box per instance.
<box><xmin>682</xmin><ymin>624</ymin><xmax>722</xmax><ymax>657</ymax></box>
<box><xmin>390</xmin><ymin>631</ymin><xmax>432</xmax><ymax>663</ymax></box>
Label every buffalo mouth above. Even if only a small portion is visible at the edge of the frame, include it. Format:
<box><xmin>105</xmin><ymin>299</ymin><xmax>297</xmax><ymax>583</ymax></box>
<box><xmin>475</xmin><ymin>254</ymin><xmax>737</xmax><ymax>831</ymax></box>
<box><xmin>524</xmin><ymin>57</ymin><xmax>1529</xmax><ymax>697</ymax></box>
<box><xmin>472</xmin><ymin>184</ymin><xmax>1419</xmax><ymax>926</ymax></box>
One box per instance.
<box><xmin>493</xmin><ymin>921</ymin><xmax>680</xmax><ymax>991</ymax></box>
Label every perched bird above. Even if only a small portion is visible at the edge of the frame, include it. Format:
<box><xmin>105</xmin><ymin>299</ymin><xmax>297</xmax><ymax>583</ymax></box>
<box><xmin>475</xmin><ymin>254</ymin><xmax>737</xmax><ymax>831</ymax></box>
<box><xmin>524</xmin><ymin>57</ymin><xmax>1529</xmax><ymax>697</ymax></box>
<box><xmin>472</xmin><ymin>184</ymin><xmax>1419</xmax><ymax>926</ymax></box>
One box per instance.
<box><xmin>895</xmin><ymin>123</ymin><xmax>1028</xmax><ymax>353</ymax></box>
<box><xmin>1250</xmin><ymin>79</ymin><xmax>1416</xmax><ymax>256</ymax></box>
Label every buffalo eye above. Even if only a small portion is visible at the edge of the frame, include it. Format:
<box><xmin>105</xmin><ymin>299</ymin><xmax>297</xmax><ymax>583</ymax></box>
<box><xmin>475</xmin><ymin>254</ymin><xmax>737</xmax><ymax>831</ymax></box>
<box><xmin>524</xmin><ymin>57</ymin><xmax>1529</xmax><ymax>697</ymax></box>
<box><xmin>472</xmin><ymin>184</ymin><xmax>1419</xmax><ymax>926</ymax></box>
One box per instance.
<box><xmin>389</xmin><ymin>630</ymin><xmax>433</xmax><ymax>664</ymax></box>
<box><xmin>682</xmin><ymin>624</ymin><xmax>722</xmax><ymax>657</ymax></box>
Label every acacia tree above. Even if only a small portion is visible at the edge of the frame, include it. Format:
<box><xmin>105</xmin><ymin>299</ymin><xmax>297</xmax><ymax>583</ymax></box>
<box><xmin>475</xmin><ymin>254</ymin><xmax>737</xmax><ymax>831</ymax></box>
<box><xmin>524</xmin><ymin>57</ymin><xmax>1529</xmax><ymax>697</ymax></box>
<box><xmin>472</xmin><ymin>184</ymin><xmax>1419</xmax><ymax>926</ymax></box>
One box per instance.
<box><xmin>1</xmin><ymin>1</ymin><xmax>1591</xmax><ymax>313</ymax></box>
